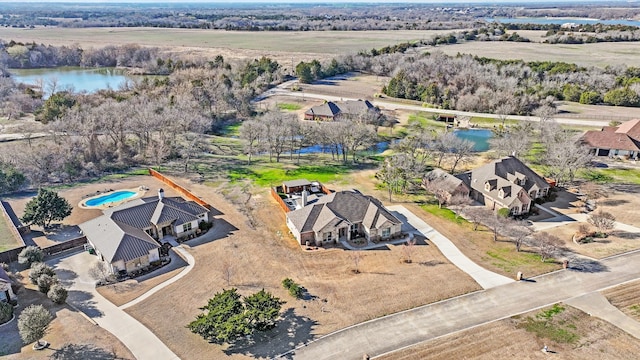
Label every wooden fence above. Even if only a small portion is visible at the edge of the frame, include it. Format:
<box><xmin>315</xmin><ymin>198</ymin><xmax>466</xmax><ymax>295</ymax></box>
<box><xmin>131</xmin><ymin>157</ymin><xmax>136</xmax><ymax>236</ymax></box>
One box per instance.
<box><xmin>149</xmin><ymin>168</ymin><xmax>211</xmax><ymax>209</ymax></box>
<box><xmin>271</xmin><ymin>187</ymin><xmax>290</xmax><ymax>213</ymax></box>
<box><xmin>42</xmin><ymin>236</ymin><xmax>87</xmax><ymax>258</ymax></box>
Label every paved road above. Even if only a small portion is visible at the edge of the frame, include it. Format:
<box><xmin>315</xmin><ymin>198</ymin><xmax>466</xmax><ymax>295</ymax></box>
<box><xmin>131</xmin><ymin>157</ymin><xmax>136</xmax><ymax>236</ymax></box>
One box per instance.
<box><xmin>566</xmin><ymin>291</ymin><xmax>640</xmax><ymax>339</ymax></box>
<box><xmin>287</xmin><ymin>250</ymin><xmax>640</xmax><ymax>360</ymax></box>
<box><xmin>388</xmin><ymin>205</ymin><xmax>513</xmax><ymax>289</ymax></box>
<box><xmin>49</xmin><ymin>251</ymin><xmax>181</xmax><ymax>360</ymax></box>
<box><xmin>262</xmin><ymin>85</ymin><xmax>610</xmax><ymax>128</ymax></box>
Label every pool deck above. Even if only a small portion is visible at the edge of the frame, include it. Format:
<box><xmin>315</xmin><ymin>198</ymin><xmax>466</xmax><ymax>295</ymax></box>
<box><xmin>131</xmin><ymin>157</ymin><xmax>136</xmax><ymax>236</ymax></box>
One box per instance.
<box><xmin>78</xmin><ymin>187</ymin><xmax>148</xmax><ymax>210</ymax></box>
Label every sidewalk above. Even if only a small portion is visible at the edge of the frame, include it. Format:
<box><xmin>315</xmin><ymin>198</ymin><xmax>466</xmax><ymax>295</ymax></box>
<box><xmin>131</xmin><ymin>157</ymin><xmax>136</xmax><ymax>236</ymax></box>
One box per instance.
<box><xmin>388</xmin><ymin>205</ymin><xmax>513</xmax><ymax>289</ymax></box>
<box><xmin>566</xmin><ymin>292</ymin><xmax>640</xmax><ymax>339</ymax></box>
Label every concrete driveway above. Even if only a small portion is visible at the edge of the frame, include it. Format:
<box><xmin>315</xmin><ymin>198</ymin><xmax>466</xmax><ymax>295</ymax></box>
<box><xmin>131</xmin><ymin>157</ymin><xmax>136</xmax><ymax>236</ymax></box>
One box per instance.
<box><xmin>48</xmin><ymin>251</ymin><xmax>180</xmax><ymax>360</ymax></box>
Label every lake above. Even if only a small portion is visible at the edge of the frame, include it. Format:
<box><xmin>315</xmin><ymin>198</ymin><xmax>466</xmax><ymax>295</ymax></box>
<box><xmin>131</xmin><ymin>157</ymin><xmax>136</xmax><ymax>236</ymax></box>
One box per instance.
<box><xmin>453</xmin><ymin>129</ymin><xmax>493</xmax><ymax>152</ymax></box>
<box><xmin>11</xmin><ymin>67</ymin><xmax>130</xmax><ymax>95</ymax></box>
<box><xmin>486</xmin><ymin>17</ymin><xmax>640</xmax><ymax>27</ymax></box>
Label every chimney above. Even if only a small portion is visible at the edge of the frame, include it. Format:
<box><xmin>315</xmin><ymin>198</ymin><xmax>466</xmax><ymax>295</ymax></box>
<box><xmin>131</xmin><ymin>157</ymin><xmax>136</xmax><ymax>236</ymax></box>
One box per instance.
<box><xmin>302</xmin><ymin>190</ymin><xmax>308</xmax><ymax>207</ymax></box>
<box><xmin>158</xmin><ymin>188</ymin><xmax>165</xmax><ymax>200</ymax></box>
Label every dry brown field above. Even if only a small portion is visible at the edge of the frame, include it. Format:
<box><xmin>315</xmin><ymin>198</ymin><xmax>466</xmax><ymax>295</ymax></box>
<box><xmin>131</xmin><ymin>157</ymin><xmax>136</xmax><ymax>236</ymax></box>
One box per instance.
<box><xmin>0</xmin><ymin>274</ymin><xmax>134</xmax><ymax>359</ymax></box>
<box><xmin>120</xmin><ymin>175</ymin><xmax>481</xmax><ymax>359</ymax></box>
<box><xmin>544</xmin><ymin>222</ymin><xmax>640</xmax><ymax>259</ymax></box>
<box><xmin>603</xmin><ymin>280</ymin><xmax>640</xmax><ymax>322</ymax></box>
<box><xmin>377</xmin><ymin>304</ymin><xmax>640</xmax><ymax>360</ymax></box>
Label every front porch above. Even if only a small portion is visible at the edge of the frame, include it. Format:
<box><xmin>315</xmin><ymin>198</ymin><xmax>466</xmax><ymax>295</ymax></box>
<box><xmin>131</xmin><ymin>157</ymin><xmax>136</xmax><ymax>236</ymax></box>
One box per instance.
<box><xmin>342</xmin><ymin>232</ymin><xmax>413</xmax><ymax>250</ymax></box>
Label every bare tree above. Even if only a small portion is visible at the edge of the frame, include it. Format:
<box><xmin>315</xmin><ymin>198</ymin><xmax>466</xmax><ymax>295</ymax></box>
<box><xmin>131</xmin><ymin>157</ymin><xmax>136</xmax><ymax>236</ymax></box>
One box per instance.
<box><xmin>377</xmin><ymin>153</ymin><xmax>416</xmax><ymax>202</ymax></box>
<box><xmin>221</xmin><ymin>260</ymin><xmax>234</xmax><ymax>286</ymax></box>
<box><xmin>447</xmin><ymin>193</ymin><xmax>473</xmax><ymax>219</ymax></box>
<box><xmin>239</xmin><ymin>119</ymin><xmax>263</xmax><ymax>165</ymax></box>
<box><xmin>542</xmin><ymin>129</ymin><xmax>593</xmax><ymax>186</ymax></box>
<box><xmin>533</xmin><ymin>232</ymin><xmax>562</xmax><ymax>262</ymax></box>
<box><xmin>88</xmin><ymin>261</ymin><xmax>110</xmax><ymax>283</ymax></box>
<box><xmin>422</xmin><ymin>174</ymin><xmax>451</xmax><ymax>208</ymax></box>
<box><xmin>504</xmin><ymin>220</ymin><xmax>532</xmax><ymax>252</ymax></box>
<box><xmin>588</xmin><ymin>211</ymin><xmax>616</xmax><ymax>235</ymax></box>
<box><xmin>402</xmin><ymin>238</ymin><xmax>416</xmax><ymax>263</ymax></box>
<box><xmin>349</xmin><ymin>251</ymin><xmax>363</xmax><ymax>274</ymax></box>
<box><xmin>462</xmin><ymin>206</ymin><xmax>491</xmax><ymax>231</ymax></box>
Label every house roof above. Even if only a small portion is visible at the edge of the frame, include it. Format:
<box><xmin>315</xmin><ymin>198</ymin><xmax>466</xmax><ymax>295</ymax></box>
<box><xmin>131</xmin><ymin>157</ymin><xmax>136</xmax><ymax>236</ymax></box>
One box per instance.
<box><xmin>283</xmin><ymin>179</ymin><xmax>312</xmax><ymax>188</ymax></box>
<box><xmin>79</xmin><ymin>215</ymin><xmax>160</xmax><ymax>263</ymax></box>
<box><xmin>304</xmin><ymin>100</ymin><xmax>376</xmax><ymax>119</ymax></box>
<box><xmin>581</xmin><ymin>119</ymin><xmax>640</xmax><ymax>152</ymax></box>
<box><xmin>80</xmin><ymin>195</ymin><xmax>208</xmax><ymax>263</ymax></box>
<box><xmin>286</xmin><ymin>190</ymin><xmax>401</xmax><ymax>234</ymax></box>
<box><xmin>425</xmin><ymin>168</ymin><xmax>467</xmax><ymax>194</ymax></box>
<box><xmin>460</xmin><ymin>156</ymin><xmax>549</xmax><ymax>208</ymax></box>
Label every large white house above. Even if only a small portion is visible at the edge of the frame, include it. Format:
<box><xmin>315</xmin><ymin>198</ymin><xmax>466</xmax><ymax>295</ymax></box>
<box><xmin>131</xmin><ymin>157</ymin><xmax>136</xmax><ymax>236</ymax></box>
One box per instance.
<box><xmin>79</xmin><ymin>189</ymin><xmax>209</xmax><ymax>274</ymax></box>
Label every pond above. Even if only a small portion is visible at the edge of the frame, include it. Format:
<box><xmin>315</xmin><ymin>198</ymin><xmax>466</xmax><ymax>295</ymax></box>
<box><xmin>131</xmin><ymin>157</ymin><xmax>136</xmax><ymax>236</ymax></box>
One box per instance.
<box><xmin>294</xmin><ymin>141</ymin><xmax>394</xmax><ymax>155</ymax></box>
<box><xmin>485</xmin><ymin>17</ymin><xmax>640</xmax><ymax>27</ymax></box>
<box><xmin>11</xmin><ymin>67</ymin><xmax>131</xmax><ymax>96</ymax></box>
<box><xmin>453</xmin><ymin>129</ymin><xmax>493</xmax><ymax>152</ymax></box>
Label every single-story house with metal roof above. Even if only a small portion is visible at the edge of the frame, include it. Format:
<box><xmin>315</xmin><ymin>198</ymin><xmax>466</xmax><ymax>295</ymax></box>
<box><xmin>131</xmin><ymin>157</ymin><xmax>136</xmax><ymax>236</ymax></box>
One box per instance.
<box><xmin>304</xmin><ymin>100</ymin><xmax>377</xmax><ymax>121</ymax></box>
<box><xmin>79</xmin><ymin>189</ymin><xmax>209</xmax><ymax>274</ymax></box>
<box><xmin>286</xmin><ymin>190</ymin><xmax>402</xmax><ymax>246</ymax></box>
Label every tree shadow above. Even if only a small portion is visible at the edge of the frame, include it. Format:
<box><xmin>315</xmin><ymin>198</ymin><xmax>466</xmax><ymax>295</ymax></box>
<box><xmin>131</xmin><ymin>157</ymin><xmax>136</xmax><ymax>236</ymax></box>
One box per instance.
<box><xmin>598</xmin><ymin>199</ymin><xmax>629</xmax><ymax>207</ymax></box>
<box><xmin>55</xmin><ymin>268</ymin><xmax>78</xmax><ymax>288</ymax></box>
<box><xmin>66</xmin><ymin>290</ymin><xmax>103</xmax><ymax>318</ymax></box>
<box><xmin>611</xmin><ymin>231</ymin><xmax>640</xmax><ymax>240</ymax></box>
<box><xmin>223</xmin><ymin>307</ymin><xmax>317</xmax><ymax>359</ymax></box>
<box><xmin>567</xmin><ymin>257</ymin><xmax>609</xmax><ymax>273</ymax></box>
<box><xmin>48</xmin><ymin>343</ymin><xmax>127</xmax><ymax>360</ymax></box>
<box><xmin>418</xmin><ymin>260</ymin><xmax>446</xmax><ymax>267</ymax></box>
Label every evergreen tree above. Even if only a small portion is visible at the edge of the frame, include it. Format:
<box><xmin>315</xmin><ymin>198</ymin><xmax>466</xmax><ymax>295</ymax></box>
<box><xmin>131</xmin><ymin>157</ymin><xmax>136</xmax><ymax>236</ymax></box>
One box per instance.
<box><xmin>22</xmin><ymin>188</ymin><xmax>72</xmax><ymax>229</ymax></box>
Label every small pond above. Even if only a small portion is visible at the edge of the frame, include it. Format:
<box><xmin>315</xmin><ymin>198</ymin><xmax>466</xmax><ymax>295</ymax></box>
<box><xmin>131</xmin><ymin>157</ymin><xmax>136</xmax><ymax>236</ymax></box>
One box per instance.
<box><xmin>453</xmin><ymin>129</ymin><xmax>493</xmax><ymax>152</ymax></box>
<box><xmin>11</xmin><ymin>67</ymin><xmax>131</xmax><ymax>96</ymax></box>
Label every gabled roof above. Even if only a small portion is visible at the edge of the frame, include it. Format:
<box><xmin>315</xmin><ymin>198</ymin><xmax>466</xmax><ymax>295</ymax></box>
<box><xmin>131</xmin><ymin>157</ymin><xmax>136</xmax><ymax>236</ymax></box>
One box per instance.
<box><xmin>0</xmin><ymin>267</ymin><xmax>11</xmax><ymax>285</ymax></box>
<box><xmin>79</xmin><ymin>215</ymin><xmax>159</xmax><ymax>263</ymax></box>
<box><xmin>109</xmin><ymin>196</ymin><xmax>208</xmax><ymax>229</ymax></box>
<box><xmin>425</xmin><ymin>168</ymin><xmax>467</xmax><ymax>194</ymax></box>
<box><xmin>283</xmin><ymin>179</ymin><xmax>312</xmax><ymax>188</ymax></box>
<box><xmin>304</xmin><ymin>100</ymin><xmax>377</xmax><ymax>119</ymax></box>
<box><xmin>286</xmin><ymin>190</ymin><xmax>401</xmax><ymax>234</ymax></box>
<box><xmin>580</xmin><ymin>119</ymin><xmax>640</xmax><ymax>152</ymax></box>
<box><xmin>461</xmin><ymin>156</ymin><xmax>549</xmax><ymax>207</ymax></box>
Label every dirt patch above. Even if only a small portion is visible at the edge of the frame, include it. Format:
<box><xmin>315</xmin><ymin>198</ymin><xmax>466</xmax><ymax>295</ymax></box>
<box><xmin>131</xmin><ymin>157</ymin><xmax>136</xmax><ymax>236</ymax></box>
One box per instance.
<box><xmin>378</xmin><ymin>304</ymin><xmax>640</xmax><ymax>360</ymax></box>
<box><xmin>0</xmin><ymin>275</ymin><xmax>133</xmax><ymax>359</ymax></box>
<box><xmin>122</xmin><ymin>174</ymin><xmax>480</xmax><ymax>360</ymax></box>
<box><xmin>603</xmin><ymin>280</ymin><xmax>640</xmax><ymax>322</ymax></box>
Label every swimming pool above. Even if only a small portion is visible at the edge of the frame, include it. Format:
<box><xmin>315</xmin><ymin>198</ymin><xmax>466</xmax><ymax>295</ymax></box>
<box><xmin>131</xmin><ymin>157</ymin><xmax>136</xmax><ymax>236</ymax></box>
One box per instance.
<box><xmin>84</xmin><ymin>191</ymin><xmax>137</xmax><ymax>207</ymax></box>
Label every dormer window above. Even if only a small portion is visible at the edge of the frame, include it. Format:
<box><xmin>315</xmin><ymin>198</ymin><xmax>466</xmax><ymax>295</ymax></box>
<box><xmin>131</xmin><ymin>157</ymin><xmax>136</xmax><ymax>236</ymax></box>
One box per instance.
<box><xmin>498</xmin><ymin>189</ymin><xmax>504</xmax><ymax>198</ymax></box>
<box><xmin>485</xmin><ymin>182</ymin><xmax>490</xmax><ymax>191</ymax></box>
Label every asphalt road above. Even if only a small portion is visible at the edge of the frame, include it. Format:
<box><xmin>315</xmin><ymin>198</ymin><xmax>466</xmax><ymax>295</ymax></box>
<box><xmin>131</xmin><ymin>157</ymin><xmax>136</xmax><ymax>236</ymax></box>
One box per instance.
<box><xmin>286</xmin><ymin>249</ymin><xmax>640</xmax><ymax>360</ymax></box>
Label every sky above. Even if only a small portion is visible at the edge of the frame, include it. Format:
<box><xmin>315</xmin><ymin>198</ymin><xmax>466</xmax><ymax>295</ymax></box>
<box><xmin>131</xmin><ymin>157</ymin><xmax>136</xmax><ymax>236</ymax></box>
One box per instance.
<box><xmin>0</xmin><ymin>0</ymin><xmax>620</xmax><ymax>3</ymax></box>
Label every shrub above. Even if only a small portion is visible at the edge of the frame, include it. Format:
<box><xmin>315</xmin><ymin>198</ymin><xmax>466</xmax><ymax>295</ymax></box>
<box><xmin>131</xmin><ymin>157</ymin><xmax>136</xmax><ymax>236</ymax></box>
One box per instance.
<box><xmin>29</xmin><ymin>263</ymin><xmax>55</xmax><ymax>285</ymax></box>
<box><xmin>0</xmin><ymin>301</ymin><xmax>13</xmax><ymax>324</ymax></box>
<box><xmin>198</xmin><ymin>221</ymin><xmax>213</xmax><ymax>231</ymax></box>
<box><xmin>37</xmin><ymin>274</ymin><xmax>57</xmax><ymax>294</ymax></box>
<box><xmin>18</xmin><ymin>304</ymin><xmax>52</xmax><ymax>346</ymax></box>
<box><xmin>282</xmin><ymin>278</ymin><xmax>304</xmax><ymax>299</ymax></box>
<box><xmin>18</xmin><ymin>246</ymin><xmax>44</xmax><ymax>266</ymax></box>
<box><xmin>47</xmin><ymin>283</ymin><xmax>68</xmax><ymax>304</ymax></box>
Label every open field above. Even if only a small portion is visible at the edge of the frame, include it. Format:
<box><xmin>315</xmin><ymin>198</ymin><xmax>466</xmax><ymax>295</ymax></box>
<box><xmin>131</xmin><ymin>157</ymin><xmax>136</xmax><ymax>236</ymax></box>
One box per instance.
<box><xmin>603</xmin><ymin>280</ymin><xmax>640</xmax><ymax>322</ymax></box>
<box><xmin>0</xmin><ymin>27</ymin><xmax>448</xmax><ymax>65</ymax></box>
<box><xmin>122</xmin><ymin>175</ymin><xmax>480</xmax><ymax>359</ymax></box>
<box><xmin>0</xmin><ymin>271</ymin><xmax>134</xmax><ymax>359</ymax></box>
<box><xmin>433</xmin><ymin>34</ymin><xmax>640</xmax><ymax>68</ymax></box>
<box><xmin>378</xmin><ymin>304</ymin><xmax>640</xmax><ymax>360</ymax></box>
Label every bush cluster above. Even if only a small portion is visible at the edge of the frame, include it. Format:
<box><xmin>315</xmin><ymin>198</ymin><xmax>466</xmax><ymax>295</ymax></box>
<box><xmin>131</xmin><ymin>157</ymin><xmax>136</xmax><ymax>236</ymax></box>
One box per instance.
<box><xmin>282</xmin><ymin>278</ymin><xmax>304</xmax><ymax>299</ymax></box>
<box><xmin>28</xmin><ymin>262</ymin><xmax>67</xmax><ymax>304</ymax></box>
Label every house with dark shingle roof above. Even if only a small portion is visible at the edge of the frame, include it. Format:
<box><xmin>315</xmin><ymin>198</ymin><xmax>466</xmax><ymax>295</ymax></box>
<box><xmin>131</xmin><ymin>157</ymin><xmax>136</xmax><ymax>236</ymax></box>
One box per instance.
<box><xmin>0</xmin><ymin>267</ymin><xmax>16</xmax><ymax>304</ymax></box>
<box><xmin>455</xmin><ymin>156</ymin><xmax>550</xmax><ymax>216</ymax></box>
<box><xmin>304</xmin><ymin>100</ymin><xmax>378</xmax><ymax>121</ymax></box>
<box><xmin>286</xmin><ymin>190</ymin><xmax>402</xmax><ymax>246</ymax></box>
<box><xmin>580</xmin><ymin>119</ymin><xmax>640</xmax><ymax>160</ymax></box>
<box><xmin>79</xmin><ymin>189</ymin><xmax>209</xmax><ymax>274</ymax></box>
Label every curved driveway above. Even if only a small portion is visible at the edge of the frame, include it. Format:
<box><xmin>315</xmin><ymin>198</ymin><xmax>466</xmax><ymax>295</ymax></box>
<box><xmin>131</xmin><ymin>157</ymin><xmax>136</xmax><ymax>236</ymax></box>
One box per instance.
<box><xmin>285</xmin><ymin>250</ymin><xmax>640</xmax><ymax>360</ymax></box>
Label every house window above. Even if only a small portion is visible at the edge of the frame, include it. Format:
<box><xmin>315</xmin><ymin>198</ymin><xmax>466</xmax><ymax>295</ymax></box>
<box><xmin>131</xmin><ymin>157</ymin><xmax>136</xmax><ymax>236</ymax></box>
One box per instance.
<box><xmin>522</xmin><ymin>203</ymin><xmax>529</xmax><ymax>213</ymax></box>
<box><xmin>484</xmin><ymin>182</ymin><xmax>490</xmax><ymax>191</ymax></box>
<box><xmin>323</xmin><ymin>232</ymin><xmax>332</xmax><ymax>242</ymax></box>
<box><xmin>183</xmin><ymin>222</ymin><xmax>193</xmax><ymax>232</ymax></box>
<box><xmin>382</xmin><ymin>228</ymin><xmax>391</xmax><ymax>238</ymax></box>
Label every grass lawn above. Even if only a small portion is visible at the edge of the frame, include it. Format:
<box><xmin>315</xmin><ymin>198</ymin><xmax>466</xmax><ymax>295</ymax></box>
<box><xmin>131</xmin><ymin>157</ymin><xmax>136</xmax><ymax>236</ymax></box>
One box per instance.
<box><xmin>420</xmin><ymin>203</ymin><xmax>466</xmax><ymax>225</ymax></box>
<box><xmin>406</xmin><ymin>112</ymin><xmax>446</xmax><ymax>129</ymax></box>
<box><xmin>276</xmin><ymin>103</ymin><xmax>302</xmax><ymax>111</ymax></box>
<box><xmin>227</xmin><ymin>161</ymin><xmax>356</xmax><ymax>187</ymax></box>
<box><xmin>0</xmin><ymin>213</ymin><xmax>20</xmax><ymax>252</ymax></box>
<box><xmin>580</xmin><ymin>168</ymin><xmax>640</xmax><ymax>185</ymax></box>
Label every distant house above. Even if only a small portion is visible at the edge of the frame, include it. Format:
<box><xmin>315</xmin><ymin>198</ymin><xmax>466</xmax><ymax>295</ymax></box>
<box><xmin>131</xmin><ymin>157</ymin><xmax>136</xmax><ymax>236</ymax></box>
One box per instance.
<box><xmin>79</xmin><ymin>189</ymin><xmax>210</xmax><ymax>274</ymax></box>
<box><xmin>580</xmin><ymin>119</ymin><xmax>640</xmax><ymax>160</ymax></box>
<box><xmin>304</xmin><ymin>100</ymin><xmax>378</xmax><ymax>121</ymax></box>
<box><xmin>456</xmin><ymin>156</ymin><xmax>551</xmax><ymax>216</ymax></box>
<box><xmin>0</xmin><ymin>267</ymin><xmax>16</xmax><ymax>304</ymax></box>
<box><xmin>286</xmin><ymin>190</ymin><xmax>402</xmax><ymax>246</ymax></box>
